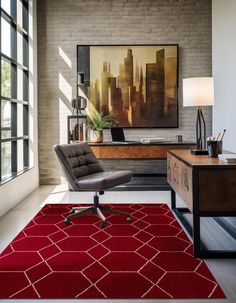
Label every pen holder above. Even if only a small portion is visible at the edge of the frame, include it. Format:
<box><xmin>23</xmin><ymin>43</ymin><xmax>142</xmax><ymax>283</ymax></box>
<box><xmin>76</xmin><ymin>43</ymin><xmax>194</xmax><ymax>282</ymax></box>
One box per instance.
<box><xmin>207</xmin><ymin>141</ymin><xmax>223</xmax><ymax>157</ymax></box>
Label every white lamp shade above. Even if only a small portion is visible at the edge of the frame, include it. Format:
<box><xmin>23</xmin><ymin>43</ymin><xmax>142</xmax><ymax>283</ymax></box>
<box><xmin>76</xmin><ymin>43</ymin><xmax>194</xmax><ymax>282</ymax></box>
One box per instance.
<box><xmin>183</xmin><ymin>77</ymin><xmax>214</xmax><ymax>107</ymax></box>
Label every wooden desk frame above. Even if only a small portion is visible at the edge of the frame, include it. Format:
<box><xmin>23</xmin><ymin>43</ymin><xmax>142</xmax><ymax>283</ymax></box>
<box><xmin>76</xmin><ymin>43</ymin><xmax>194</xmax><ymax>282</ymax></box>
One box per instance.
<box><xmin>89</xmin><ymin>142</ymin><xmax>195</xmax><ymax>190</ymax></box>
<box><xmin>168</xmin><ymin>150</ymin><xmax>236</xmax><ymax>259</ymax></box>
<box><xmin>90</xmin><ymin>142</ymin><xmax>195</xmax><ymax>159</ymax></box>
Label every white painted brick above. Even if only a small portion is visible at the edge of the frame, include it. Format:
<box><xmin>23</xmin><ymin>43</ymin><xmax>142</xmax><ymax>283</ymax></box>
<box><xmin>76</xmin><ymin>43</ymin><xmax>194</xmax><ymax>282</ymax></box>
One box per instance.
<box><xmin>38</xmin><ymin>0</ymin><xmax>212</xmax><ymax>184</ymax></box>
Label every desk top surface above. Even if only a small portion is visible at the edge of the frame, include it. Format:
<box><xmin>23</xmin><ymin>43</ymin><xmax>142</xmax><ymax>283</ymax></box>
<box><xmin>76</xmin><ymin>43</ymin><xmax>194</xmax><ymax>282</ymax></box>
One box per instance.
<box><xmin>168</xmin><ymin>149</ymin><xmax>236</xmax><ymax>167</ymax></box>
<box><xmin>89</xmin><ymin>141</ymin><xmax>196</xmax><ymax>146</ymax></box>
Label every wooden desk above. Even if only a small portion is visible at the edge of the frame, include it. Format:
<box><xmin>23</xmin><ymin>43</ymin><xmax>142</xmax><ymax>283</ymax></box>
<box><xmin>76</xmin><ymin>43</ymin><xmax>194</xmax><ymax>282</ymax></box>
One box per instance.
<box><xmin>167</xmin><ymin>149</ymin><xmax>236</xmax><ymax>258</ymax></box>
<box><xmin>89</xmin><ymin>142</ymin><xmax>195</xmax><ymax>190</ymax></box>
<box><xmin>90</xmin><ymin>142</ymin><xmax>195</xmax><ymax>159</ymax></box>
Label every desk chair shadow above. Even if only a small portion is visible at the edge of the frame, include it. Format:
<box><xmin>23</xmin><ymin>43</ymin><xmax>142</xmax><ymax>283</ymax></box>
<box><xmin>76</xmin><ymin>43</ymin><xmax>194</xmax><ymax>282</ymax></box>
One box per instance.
<box><xmin>53</xmin><ymin>142</ymin><xmax>132</xmax><ymax>228</ymax></box>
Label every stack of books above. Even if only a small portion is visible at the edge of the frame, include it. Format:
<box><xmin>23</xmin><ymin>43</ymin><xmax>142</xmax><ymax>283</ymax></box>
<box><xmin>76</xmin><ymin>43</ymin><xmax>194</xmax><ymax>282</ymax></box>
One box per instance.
<box><xmin>218</xmin><ymin>154</ymin><xmax>236</xmax><ymax>163</ymax></box>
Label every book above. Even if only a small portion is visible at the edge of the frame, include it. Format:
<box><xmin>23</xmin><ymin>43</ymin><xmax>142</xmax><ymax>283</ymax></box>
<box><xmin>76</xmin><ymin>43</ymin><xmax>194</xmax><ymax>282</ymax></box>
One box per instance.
<box><xmin>218</xmin><ymin>154</ymin><xmax>236</xmax><ymax>163</ymax></box>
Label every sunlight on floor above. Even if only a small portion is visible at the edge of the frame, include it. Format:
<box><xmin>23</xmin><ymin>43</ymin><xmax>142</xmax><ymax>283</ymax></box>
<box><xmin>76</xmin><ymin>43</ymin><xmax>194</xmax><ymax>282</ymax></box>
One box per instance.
<box><xmin>41</xmin><ymin>184</ymin><xmax>173</xmax><ymax>207</ymax></box>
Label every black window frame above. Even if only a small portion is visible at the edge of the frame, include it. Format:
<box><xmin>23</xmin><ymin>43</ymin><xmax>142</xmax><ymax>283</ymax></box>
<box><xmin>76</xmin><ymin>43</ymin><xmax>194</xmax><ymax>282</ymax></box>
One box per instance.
<box><xmin>0</xmin><ymin>0</ymin><xmax>29</xmax><ymax>185</ymax></box>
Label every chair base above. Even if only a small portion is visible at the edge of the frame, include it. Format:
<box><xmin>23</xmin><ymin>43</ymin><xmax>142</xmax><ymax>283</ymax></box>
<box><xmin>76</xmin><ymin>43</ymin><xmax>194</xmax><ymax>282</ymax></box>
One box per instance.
<box><xmin>64</xmin><ymin>193</ymin><xmax>132</xmax><ymax>228</ymax></box>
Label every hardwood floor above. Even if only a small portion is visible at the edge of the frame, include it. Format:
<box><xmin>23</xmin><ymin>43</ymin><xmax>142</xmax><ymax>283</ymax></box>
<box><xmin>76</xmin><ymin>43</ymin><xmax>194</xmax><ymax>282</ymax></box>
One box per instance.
<box><xmin>0</xmin><ymin>185</ymin><xmax>235</xmax><ymax>303</ymax></box>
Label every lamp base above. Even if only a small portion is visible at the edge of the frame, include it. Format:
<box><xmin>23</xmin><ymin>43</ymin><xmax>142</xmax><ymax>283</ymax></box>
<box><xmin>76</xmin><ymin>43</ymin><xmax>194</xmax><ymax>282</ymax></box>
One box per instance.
<box><xmin>191</xmin><ymin>149</ymin><xmax>208</xmax><ymax>155</ymax></box>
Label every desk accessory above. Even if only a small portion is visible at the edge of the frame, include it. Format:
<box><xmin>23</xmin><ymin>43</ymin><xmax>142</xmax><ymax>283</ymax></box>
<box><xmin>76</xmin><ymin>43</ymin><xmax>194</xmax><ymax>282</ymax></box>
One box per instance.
<box><xmin>207</xmin><ymin>140</ymin><xmax>222</xmax><ymax>157</ymax></box>
<box><xmin>176</xmin><ymin>135</ymin><xmax>183</xmax><ymax>142</ymax></box>
<box><xmin>140</xmin><ymin>137</ymin><xmax>166</xmax><ymax>143</ymax></box>
<box><xmin>218</xmin><ymin>154</ymin><xmax>236</xmax><ymax>163</ymax></box>
<box><xmin>207</xmin><ymin>129</ymin><xmax>225</xmax><ymax>157</ymax></box>
<box><xmin>183</xmin><ymin>77</ymin><xmax>214</xmax><ymax>155</ymax></box>
<box><xmin>111</xmin><ymin>127</ymin><xmax>139</xmax><ymax>143</ymax></box>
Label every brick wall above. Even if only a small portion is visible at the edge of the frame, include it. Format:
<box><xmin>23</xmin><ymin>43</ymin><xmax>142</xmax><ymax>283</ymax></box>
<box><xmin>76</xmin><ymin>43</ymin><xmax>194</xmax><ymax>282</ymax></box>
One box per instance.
<box><xmin>37</xmin><ymin>0</ymin><xmax>212</xmax><ymax>184</ymax></box>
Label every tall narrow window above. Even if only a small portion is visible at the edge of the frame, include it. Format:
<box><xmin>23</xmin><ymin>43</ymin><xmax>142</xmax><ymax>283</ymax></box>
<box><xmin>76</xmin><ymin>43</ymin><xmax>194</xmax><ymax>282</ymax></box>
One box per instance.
<box><xmin>0</xmin><ymin>0</ymin><xmax>29</xmax><ymax>184</ymax></box>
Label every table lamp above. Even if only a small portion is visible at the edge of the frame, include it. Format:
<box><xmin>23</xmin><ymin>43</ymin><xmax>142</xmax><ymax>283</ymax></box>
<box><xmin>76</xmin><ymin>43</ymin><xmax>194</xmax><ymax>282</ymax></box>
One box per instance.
<box><xmin>183</xmin><ymin>77</ymin><xmax>214</xmax><ymax>155</ymax></box>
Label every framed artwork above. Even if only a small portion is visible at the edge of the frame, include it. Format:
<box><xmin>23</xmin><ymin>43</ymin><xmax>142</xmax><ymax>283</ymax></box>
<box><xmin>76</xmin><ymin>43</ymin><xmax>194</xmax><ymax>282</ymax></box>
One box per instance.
<box><xmin>77</xmin><ymin>44</ymin><xmax>178</xmax><ymax>128</ymax></box>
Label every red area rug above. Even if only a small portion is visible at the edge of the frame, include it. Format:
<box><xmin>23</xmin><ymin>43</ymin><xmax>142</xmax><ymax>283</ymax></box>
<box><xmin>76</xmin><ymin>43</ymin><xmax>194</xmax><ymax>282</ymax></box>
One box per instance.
<box><xmin>0</xmin><ymin>203</ymin><xmax>225</xmax><ymax>299</ymax></box>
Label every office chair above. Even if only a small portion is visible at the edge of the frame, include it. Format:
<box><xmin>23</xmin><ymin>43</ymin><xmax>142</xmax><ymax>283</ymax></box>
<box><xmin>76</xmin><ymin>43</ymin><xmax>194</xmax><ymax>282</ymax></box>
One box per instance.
<box><xmin>53</xmin><ymin>142</ymin><xmax>132</xmax><ymax>228</ymax></box>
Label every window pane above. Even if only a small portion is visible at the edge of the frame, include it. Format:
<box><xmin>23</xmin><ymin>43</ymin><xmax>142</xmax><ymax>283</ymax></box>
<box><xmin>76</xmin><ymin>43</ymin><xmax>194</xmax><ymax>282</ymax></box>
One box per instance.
<box><xmin>17</xmin><ymin>0</ymin><xmax>23</xmax><ymax>27</ymax></box>
<box><xmin>1</xmin><ymin>18</ymin><xmax>11</xmax><ymax>58</ymax></box>
<box><xmin>1</xmin><ymin>60</ymin><xmax>11</xmax><ymax>97</ymax></box>
<box><xmin>1</xmin><ymin>0</ymin><xmax>11</xmax><ymax>15</ymax></box>
<box><xmin>17</xmin><ymin>68</ymin><xmax>23</xmax><ymax>100</ymax></box>
<box><xmin>1</xmin><ymin>100</ymin><xmax>11</xmax><ymax>138</ymax></box>
<box><xmin>22</xmin><ymin>2</ymin><xmax>28</xmax><ymax>32</ymax></box>
<box><xmin>1</xmin><ymin>142</ymin><xmax>12</xmax><ymax>179</ymax></box>
<box><xmin>17</xmin><ymin>32</ymin><xmax>23</xmax><ymax>65</ymax></box>
<box><xmin>17</xmin><ymin>140</ymin><xmax>24</xmax><ymax>172</ymax></box>
<box><xmin>17</xmin><ymin>103</ymin><xmax>23</xmax><ymax>136</ymax></box>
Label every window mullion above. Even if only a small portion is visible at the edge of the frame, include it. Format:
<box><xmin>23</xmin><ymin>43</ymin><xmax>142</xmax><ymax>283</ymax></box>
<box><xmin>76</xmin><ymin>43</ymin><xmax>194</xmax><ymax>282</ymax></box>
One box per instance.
<box><xmin>0</xmin><ymin>15</ymin><xmax>2</xmax><ymax>181</ymax></box>
<box><xmin>11</xmin><ymin>0</ymin><xmax>18</xmax><ymax>174</ymax></box>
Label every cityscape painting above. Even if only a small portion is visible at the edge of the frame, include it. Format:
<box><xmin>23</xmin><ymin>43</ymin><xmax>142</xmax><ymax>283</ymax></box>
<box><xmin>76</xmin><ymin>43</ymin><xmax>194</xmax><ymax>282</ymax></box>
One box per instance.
<box><xmin>77</xmin><ymin>45</ymin><xmax>178</xmax><ymax>127</ymax></box>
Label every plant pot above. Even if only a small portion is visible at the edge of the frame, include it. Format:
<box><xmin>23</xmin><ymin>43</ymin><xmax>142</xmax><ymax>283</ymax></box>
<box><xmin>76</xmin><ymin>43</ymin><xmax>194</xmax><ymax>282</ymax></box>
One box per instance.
<box><xmin>90</xmin><ymin>130</ymin><xmax>103</xmax><ymax>143</ymax></box>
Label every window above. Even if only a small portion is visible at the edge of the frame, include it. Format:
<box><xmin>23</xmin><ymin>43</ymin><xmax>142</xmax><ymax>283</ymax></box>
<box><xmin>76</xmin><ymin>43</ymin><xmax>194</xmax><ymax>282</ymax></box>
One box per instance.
<box><xmin>0</xmin><ymin>0</ymin><xmax>29</xmax><ymax>184</ymax></box>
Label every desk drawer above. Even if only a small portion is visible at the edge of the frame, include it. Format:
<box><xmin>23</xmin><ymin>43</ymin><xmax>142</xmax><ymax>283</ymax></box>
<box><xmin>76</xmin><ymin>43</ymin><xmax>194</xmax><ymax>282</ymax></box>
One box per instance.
<box><xmin>167</xmin><ymin>153</ymin><xmax>193</xmax><ymax>211</ymax></box>
<box><xmin>98</xmin><ymin>146</ymin><xmax>164</xmax><ymax>159</ymax></box>
<box><xmin>198</xmin><ymin>168</ymin><xmax>236</xmax><ymax>212</ymax></box>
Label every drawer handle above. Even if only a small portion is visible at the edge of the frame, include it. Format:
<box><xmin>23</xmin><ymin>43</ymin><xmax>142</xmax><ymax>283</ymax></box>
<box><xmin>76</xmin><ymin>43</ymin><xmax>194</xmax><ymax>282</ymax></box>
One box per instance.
<box><xmin>184</xmin><ymin>170</ymin><xmax>189</xmax><ymax>191</ymax></box>
<box><xmin>167</xmin><ymin>159</ymin><xmax>171</xmax><ymax>170</ymax></box>
<box><xmin>173</xmin><ymin>173</ymin><xmax>179</xmax><ymax>185</ymax></box>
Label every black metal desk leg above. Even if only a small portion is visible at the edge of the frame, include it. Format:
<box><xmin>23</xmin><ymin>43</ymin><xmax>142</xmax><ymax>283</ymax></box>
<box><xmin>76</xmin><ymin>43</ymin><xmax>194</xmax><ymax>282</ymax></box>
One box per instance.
<box><xmin>193</xmin><ymin>213</ymin><xmax>201</xmax><ymax>258</ymax></box>
<box><xmin>171</xmin><ymin>188</ymin><xmax>176</xmax><ymax>209</ymax></box>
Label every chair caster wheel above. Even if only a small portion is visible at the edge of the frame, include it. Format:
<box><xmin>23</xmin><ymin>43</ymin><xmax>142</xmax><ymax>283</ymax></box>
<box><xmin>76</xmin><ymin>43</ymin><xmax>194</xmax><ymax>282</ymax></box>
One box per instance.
<box><xmin>101</xmin><ymin>221</ymin><xmax>107</xmax><ymax>228</ymax></box>
<box><xmin>69</xmin><ymin>209</ymin><xmax>75</xmax><ymax>214</ymax></box>
<box><xmin>127</xmin><ymin>216</ymin><xmax>132</xmax><ymax>222</ymax></box>
<box><xmin>64</xmin><ymin>218</ymin><xmax>71</xmax><ymax>225</ymax></box>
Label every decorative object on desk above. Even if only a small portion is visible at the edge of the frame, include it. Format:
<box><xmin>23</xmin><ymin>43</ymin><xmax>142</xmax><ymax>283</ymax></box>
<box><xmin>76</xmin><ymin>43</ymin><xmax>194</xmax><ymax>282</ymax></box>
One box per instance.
<box><xmin>207</xmin><ymin>129</ymin><xmax>225</xmax><ymax>157</ymax></box>
<box><xmin>176</xmin><ymin>135</ymin><xmax>183</xmax><ymax>142</ymax></box>
<box><xmin>207</xmin><ymin>140</ymin><xmax>222</xmax><ymax>157</ymax></box>
<box><xmin>88</xmin><ymin>109</ymin><xmax>114</xmax><ymax>143</ymax></box>
<box><xmin>77</xmin><ymin>45</ymin><xmax>178</xmax><ymax>128</ymax></box>
<box><xmin>67</xmin><ymin>115</ymin><xmax>87</xmax><ymax>144</ymax></box>
<box><xmin>218</xmin><ymin>153</ymin><xmax>236</xmax><ymax>163</ymax></box>
<box><xmin>183</xmin><ymin>77</ymin><xmax>214</xmax><ymax>155</ymax></box>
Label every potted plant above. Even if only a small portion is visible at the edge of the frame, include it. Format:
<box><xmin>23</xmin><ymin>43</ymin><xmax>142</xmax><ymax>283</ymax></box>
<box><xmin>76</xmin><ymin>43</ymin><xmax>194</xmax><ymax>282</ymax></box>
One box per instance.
<box><xmin>87</xmin><ymin>109</ymin><xmax>114</xmax><ymax>143</ymax></box>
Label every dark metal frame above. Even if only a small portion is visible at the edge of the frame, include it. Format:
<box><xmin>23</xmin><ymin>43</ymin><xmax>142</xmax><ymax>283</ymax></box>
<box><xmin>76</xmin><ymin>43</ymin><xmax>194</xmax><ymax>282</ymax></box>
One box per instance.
<box><xmin>77</xmin><ymin>44</ymin><xmax>179</xmax><ymax>129</ymax></box>
<box><xmin>196</xmin><ymin>106</ymin><xmax>206</xmax><ymax>150</ymax></box>
<box><xmin>65</xmin><ymin>191</ymin><xmax>132</xmax><ymax>228</ymax></box>
<box><xmin>0</xmin><ymin>0</ymin><xmax>29</xmax><ymax>185</ymax></box>
<box><xmin>170</xmin><ymin>175</ymin><xmax>236</xmax><ymax>259</ymax></box>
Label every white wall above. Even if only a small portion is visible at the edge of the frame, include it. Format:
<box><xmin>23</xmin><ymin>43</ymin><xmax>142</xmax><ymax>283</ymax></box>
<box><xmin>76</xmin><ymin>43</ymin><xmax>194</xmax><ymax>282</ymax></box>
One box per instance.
<box><xmin>0</xmin><ymin>0</ymin><xmax>39</xmax><ymax>217</ymax></box>
<box><xmin>212</xmin><ymin>0</ymin><xmax>236</xmax><ymax>152</ymax></box>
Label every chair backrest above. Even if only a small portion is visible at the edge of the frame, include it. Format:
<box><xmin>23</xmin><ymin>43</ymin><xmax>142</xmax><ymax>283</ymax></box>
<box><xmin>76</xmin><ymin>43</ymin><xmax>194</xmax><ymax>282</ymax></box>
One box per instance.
<box><xmin>53</xmin><ymin>142</ymin><xmax>103</xmax><ymax>190</ymax></box>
